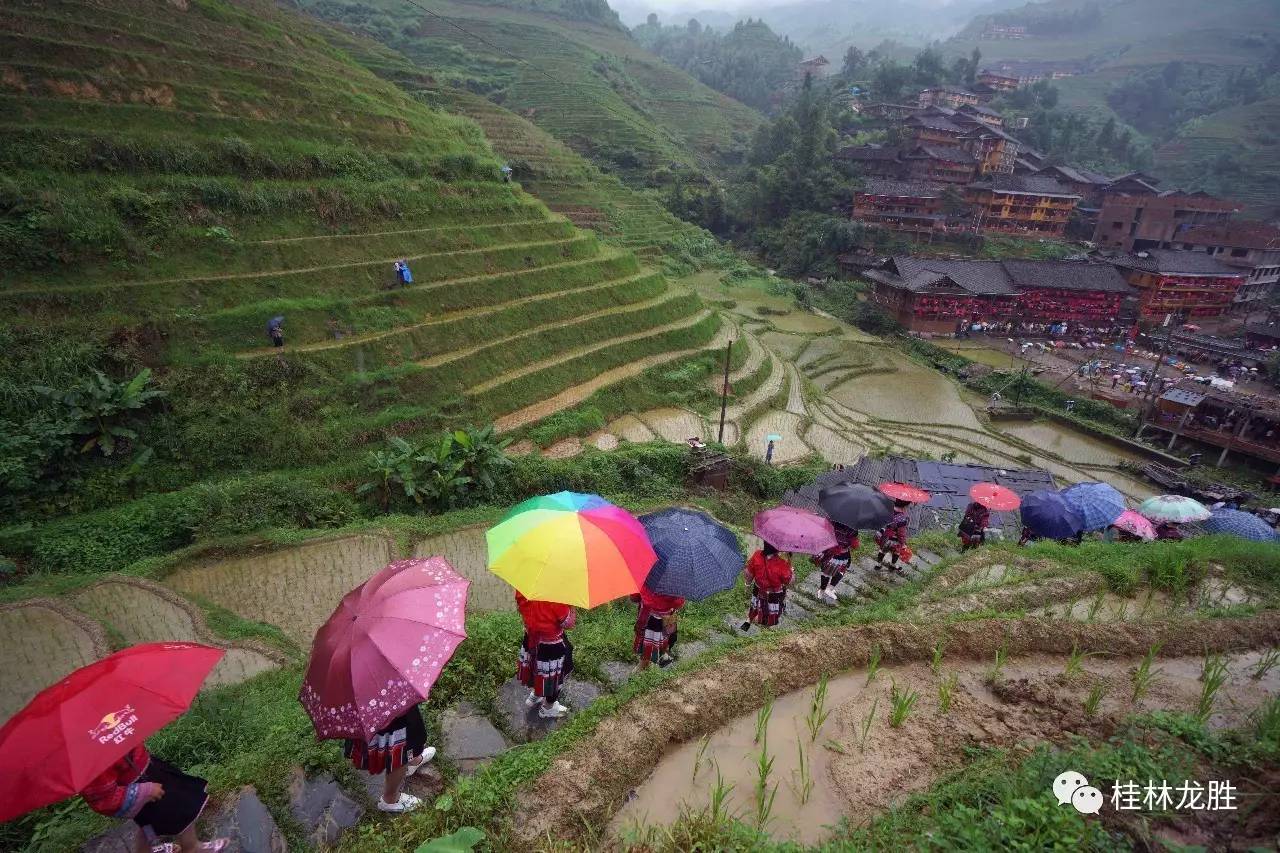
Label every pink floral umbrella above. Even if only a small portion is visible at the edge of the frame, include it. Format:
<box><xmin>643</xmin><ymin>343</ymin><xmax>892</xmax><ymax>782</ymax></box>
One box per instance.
<box><xmin>1113</xmin><ymin>509</ymin><xmax>1157</xmax><ymax>541</ymax></box>
<box><xmin>300</xmin><ymin>557</ymin><xmax>468</xmax><ymax>741</ymax></box>
<box><xmin>753</xmin><ymin>506</ymin><xmax>837</xmax><ymax>555</ymax></box>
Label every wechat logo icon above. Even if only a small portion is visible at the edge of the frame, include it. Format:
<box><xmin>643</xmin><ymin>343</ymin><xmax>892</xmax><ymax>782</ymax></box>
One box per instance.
<box><xmin>1053</xmin><ymin>770</ymin><xmax>1103</xmax><ymax>815</ymax></box>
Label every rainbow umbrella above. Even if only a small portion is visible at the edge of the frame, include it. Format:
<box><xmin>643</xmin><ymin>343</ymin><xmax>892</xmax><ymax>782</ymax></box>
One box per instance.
<box><xmin>486</xmin><ymin>492</ymin><xmax>656</xmax><ymax>608</ymax></box>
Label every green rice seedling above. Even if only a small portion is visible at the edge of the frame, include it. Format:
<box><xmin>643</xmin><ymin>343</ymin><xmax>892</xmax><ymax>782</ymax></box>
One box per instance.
<box><xmin>691</xmin><ymin>734</ymin><xmax>711</xmax><ymax>783</ymax></box>
<box><xmin>1139</xmin><ymin>588</ymin><xmax>1156</xmax><ymax>619</ymax></box>
<box><xmin>791</xmin><ymin>737</ymin><xmax>814</xmax><ymax>805</ymax></box>
<box><xmin>937</xmin><ymin>671</ymin><xmax>958</xmax><ymax>714</ymax></box>
<box><xmin>1084</xmin><ymin>684</ymin><xmax>1107</xmax><ymax>717</ymax></box>
<box><xmin>1132</xmin><ymin>642</ymin><xmax>1163</xmax><ymax>702</ymax></box>
<box><xmin>753</xmin><ymin>738</ymin><xmax>777</xmax><ymax>830</ymax></box>
<box><xmin>1252</xmin><ymin>695</ymin><xmax>1280</xmax><ymax>748</ymax></box>
<box><xmin>1196</xmin><ymin>653</ymin><xmax>1229</xmax><ymax>723</ymax></box>
<box><xmin>754</xmin><ymin>696</ymin><xmax>774</xmax><ymax>745</ymax></box>
<box><xmin>823</xmin><ymin>739</ymin><xmax>850</xmax><ymax>756</ymax></box>
<box><xmin>988</xmin><ymin>642</ymin><xmax>1008</xmax><ymax>682</ymax></box>
<box><xmin>1086</xmin><ymin>592</ymin><xmax>1105</xmax><ymax>623</ymax></box>
<box><xmin>805</xmin><ymin>675</ymin><xmax>832</xmax><ymax>742</ymax></box>
<box><xmin>1064</xmin><ymin>643</ymin><xmax>1099</xmax><ymax>677</ymax></box>
<box><xmin>707</xmin><ymin>763</ymin><xmax>736</xmax><ymax>825</ymax></box>
<box><xmin>931</xmin><ymin>639</ymin><xmax>946</xmax><ymax>676</ymax></box>
<box><xmin>865</xmin><ymin>644</ymin><xmax>882</xmax><ymax>685</ymax></box>
<box><xmin>858</xmin><ymin>697</ymin><xmax>879</xmax><ymax>753</ymax></box>
<box><xmin>888</xmin><ymin>680</ymin><xmax>919</xmax><ymax>728</ymax></box>
<box><xmin>1251</xmin><ymin>648</ymin><xmax>1280</xmax><ymax>680</ymax></box>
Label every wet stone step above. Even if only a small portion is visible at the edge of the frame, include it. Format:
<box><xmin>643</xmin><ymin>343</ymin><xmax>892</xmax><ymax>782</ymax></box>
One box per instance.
<box><xmin>496</xmin><ymin>677</ymin><xmax>602</xmax><ymax>744</ymax></box>
<box><xmin>601</xmin><ymin>660</ymin><xmax>635</xmax><ymax>688</ymax></box>
<box><xmin>205</xmin><ymin>786</ymin><xmax>286</xmax><ymax>853</ymax></box>
<box><xmin>441</xmin><ymin>700</ymin><xmax>511</xmax><ymax>775</ymax></box>
<box><xmin>674</xmin><ymin>639</ymin><xmax>708</xmax><ymax>662</ymax></box>
<box><xmin>289</xmin><ymin>769</ymin><xmax>363</xmax><ymax>847</ymax></box>
<box><xmin>914</xmin><ymin>550</ymin><xmax>943</xmax><ymax>567</ymax></box>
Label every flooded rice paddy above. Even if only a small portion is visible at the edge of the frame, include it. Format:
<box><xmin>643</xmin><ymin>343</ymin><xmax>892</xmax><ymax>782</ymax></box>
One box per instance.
<box><xmin>997</xmin><ymin>422</ymin><xmax>1145</xmax><ymax>467</ymax></box>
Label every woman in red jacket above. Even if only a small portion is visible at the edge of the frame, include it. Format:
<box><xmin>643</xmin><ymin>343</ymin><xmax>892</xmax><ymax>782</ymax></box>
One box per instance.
<box><xmin>516</xmin><ymin>591</ymin><xmax>576</xmax><ymax>719</ymax></box>
<box><xmin>634</xmin><ymin>583</ymin><xmax>685</xmax><ymax>670</ymax></box>
<box><xmin>875</xmin><ymin>500</ymin><xmax>912</xmax><ymax>573</ymax></box>
<box><xmin>740</xmin><ymin>541</ymin><xmax>794</xmax><ymax>631</ymax></box>
<box><xmin>80</xmin><ymin>744</ymin><xmax>227</xmax><ymax>853</ymax></box>
<box><xmin>813</xmin><ymin>523</ymin><xmax>857</xmax><ymax>603</ymax></box>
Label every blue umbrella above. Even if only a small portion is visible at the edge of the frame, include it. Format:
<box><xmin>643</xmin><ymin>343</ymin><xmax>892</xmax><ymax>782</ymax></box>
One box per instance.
<box><xmin>638</xmin><ymin>508</ymin><xmax>745</xmax><ymax>600</ymax></box>
<box><xmin>1061</xmin><ymin>482</ymin><xmax>1126</xmax><ymax>532</ymax></box>
<box><xmin>1020</xmin><ymin>490</ymin><xmax>1085</xmax><ymax>540</ymax></box>
<box><xmin>267</xmin><ymin>315</ymin><xmax>285</xmax><ymax>333</ymax></box>
<box><xmin>1203</xmin><ymin>509</ymin><xmax>1277</xmax><ymax>543</ymax></box>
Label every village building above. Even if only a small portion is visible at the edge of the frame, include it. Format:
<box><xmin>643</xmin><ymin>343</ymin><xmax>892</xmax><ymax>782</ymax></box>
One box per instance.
<box><xmin>796</xmin><ymin>55</ymin><xmax>831</xmax><ymax>79</ymax></box>
<box><xmin>976</xmin><ymin>69</ymin><xmax>1020</xmax><ymax>91</ymax></box>
<box><xmin>1093</xmin><ymin>185</ymin><xmax>1239</xmax><ymax>251</ymax></box>
<box><xmin>1140</xmin><ymin>381</ymin><xmax>1280</xmax><ymax>469</ymax></box>
<box><xmin>960</xmin><ymin>125</ymin><xmax>1020</xmax><ymax>175</ymax></box>
<box><xmin>903</xmin><ymin>112</ymin><xmax>969</xmax><ymax>147</ymax></box>
<box><xmin>1103</xmin><ymin>249</ymin><xmax>1248</xmax><ymax>323</ymax></box>
<box><xmin>916</xmin><ymin>85</ymin><xmax>981</xmax><ymax>109</ymax></box>
<box><xmin>982</xmin><ymin>24</ymin><xmax>1028</xmax><ymax>39</ymax></box>
<box><xmin>1033</xmin><ymin>164</ymin><xmax>1114</xmax><ymax>207</ymax></box>
<box><xmin>903</xmin><ymin>144</ymin><xmax>978</xmax><ymax>184</ymax></box>
<box><xmin>957</xmin><ymin>102</ymin><xmax>1004</xmax><ymax>128</ymax></box>
<box><xmin>964</xmin><ymin>175</ymin><xmax>1080</xmax><ymax>237</ymax></box>
<box><xmin>851</xmin><ymin>179</ymin><xmax>948</xmax><ymax>235</ymax></box>
<box><xmin>860</xmin><ymin>102</ymin><xmax>917</xmax><ymax>120</ymax></box>
<box><xmin>835</xmin><ymin>144</ymin><xmax>909</xmax><ymax>179</ymax></box>
<box><xmin>863</xmin><ymin>256</ymin><xmax>1133</xmax><ymax>334</ymax></box>
<box><xmin>1174</xmin><ymin>221</ymin><xmax>1280</xmax><ymax>314</ymax></box>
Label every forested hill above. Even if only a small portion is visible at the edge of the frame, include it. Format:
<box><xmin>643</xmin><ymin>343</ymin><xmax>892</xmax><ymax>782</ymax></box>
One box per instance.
<box><xmin>300</xmin><ymin>0</ymin><xmax>763</xmax><ymax>181</ymax></box>
<box><xmin>631</xmin><ymin>16</ymin><xmax>803</xmax><ymax>113</ymax></box>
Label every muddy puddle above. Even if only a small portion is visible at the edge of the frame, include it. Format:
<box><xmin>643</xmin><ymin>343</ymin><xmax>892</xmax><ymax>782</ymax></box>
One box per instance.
<box><xmin>611</xmin><ymin>649</ymin><xmax>1280</xmax><ymax>844</ymax></box>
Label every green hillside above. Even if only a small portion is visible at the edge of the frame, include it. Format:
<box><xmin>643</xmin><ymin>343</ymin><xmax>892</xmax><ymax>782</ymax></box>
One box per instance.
<box><xmin>1155</xmin><ymin>96</ymin><xmax>1280</xmax><ymax>216</ymax></box>
<box><xmin>299</xmin><ymin>0</ymin><xmax>763</xmax><ymax>180</ymax></box>
<box><xmin>0</xmin><ymin>0</ymin><xmax>717</xmax><ymax>519</ymax></box>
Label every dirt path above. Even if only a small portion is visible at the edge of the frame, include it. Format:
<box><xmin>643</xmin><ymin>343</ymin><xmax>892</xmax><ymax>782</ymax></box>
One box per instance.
<box><xmin>491</xmin><ymin>318</ymin><xmax>730</xmax><ymax>433</ymax></box>
<box><xmin>511</xmin><ymin>613</ymin><xmax>1280</xmax><ymax>845</ymax></box>
<box><xmin>250</xmin><ymin>218</ymin><xmax>550</xmax><ymax>245</ymax></box>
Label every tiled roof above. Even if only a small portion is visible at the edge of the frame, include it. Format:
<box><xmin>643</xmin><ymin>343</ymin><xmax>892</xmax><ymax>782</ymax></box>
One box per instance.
<box><xmin>887</xmin><ymin>257</ymin><xmax>1017</xmax><ymax>295</ymax></box>
<box><xmin>1108</xmin><ymin>249</ymin><xmax>1247</xmax><ymax>276</ymax></box>
<box><xmin>858</xmin><ymin>179</ymin><xmax>946</xmax><ymax>198</ymax></box>
<box><xmin>1039</xmin><ymin>165</ymin><xmax>1113</xmax><ymax>186</ymax></box>
<box><xmin>836</xmin><ymin>145</ymin><xmax>903</xmax><ymax>161</ymax></box>
<box><xmin>907</xmin><ymin>114</ymin><xmax>966</xmax><ymax>133</ymax></box>
<box><xmin>960</xmin><ymin>103</ymin><xmax>1002</xmax><ymax>118</ymax></box>
<box><xmin>907</xmin><ymin>144</ymin><xmax>977</xmax><ymax>163</ymax></box>
<box><xmin>970</xmin><ymin>174</ymin><xmax>1080</xmax><ymax>197</ymax></box>
<box><xmin>1002</xmin><ymin>260</ymin><xmax>1134</xmax><ymax>294</ymax></box>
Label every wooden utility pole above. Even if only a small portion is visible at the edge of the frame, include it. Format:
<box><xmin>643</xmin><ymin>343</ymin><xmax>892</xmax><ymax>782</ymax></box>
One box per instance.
<box><xmin>1134</xmin><ymin>314</ymin><xmax>1174</xmax><ymax>437</ymax></box>
<box><xmin>717</xmin><ymin>339</ymin><xmax>734</xmax><ymax>444</ymax></box>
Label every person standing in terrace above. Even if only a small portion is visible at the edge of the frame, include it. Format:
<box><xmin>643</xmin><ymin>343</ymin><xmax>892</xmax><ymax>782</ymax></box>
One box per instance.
<box><xmin>814</xmin><ymin>522</ymin><xmax>856</xmax><ymax>603</ymax></box>
<box><xmin>875</xmin><ymin>500</ymin><xmax>911</xmax><ymax>573</ymax></box>
<box><xmin>634</xmin><ymin>582</ymin><xmax>684</xmax><ymax>670</ymax></box>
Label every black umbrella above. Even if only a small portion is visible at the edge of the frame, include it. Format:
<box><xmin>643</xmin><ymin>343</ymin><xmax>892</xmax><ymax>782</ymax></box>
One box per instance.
<box><xmin>818</xmin><ymin>483</ymin><xmax>894</xmax><ymax>531</ymax></box>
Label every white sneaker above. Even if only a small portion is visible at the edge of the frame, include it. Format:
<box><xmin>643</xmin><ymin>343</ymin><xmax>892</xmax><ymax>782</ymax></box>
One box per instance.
<box><xmin>377</xmin><ymin>793</ymin><xmax>422</xmax><ymax>813</ymax></box>
<box><xmin>406</xmin><ymin>747</ymin><xmax>436</xmax><ymax>776</ymax></box>
<box><xmin>823</xmin><ymin>588</ymin><xmax>838</xmax><ymax>603</ymax></box>
<box><xmin>524</xmin><ymin>689</ymin><xmax>538</xmax><ymax>708</ymax></box>
<box><xmin>538</xmin><ymin>701</ymin><xmax>569</xmax><ymax>719</ymax></box>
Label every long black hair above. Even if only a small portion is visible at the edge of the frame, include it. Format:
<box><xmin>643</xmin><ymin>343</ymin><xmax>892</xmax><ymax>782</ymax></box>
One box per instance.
<box><xmin>762</xmin><ymin>541</ymin><xmax>779</xmax><ymax>557</ymax></box>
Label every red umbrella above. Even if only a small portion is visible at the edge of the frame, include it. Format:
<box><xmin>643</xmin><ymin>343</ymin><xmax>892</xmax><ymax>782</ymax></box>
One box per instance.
<box><xmin>300</xmin><ymin>557</ymin><xmax>468</xmax><ymax>741</ymax></box>
<box><xmin>753</xmin><ymin>506</ymin><xmax>837</xmax><ymax>555</ymax></box>
<box><xmin>878</xmin><ymin>482</ymin><xmax>931</xmax><ymax>504</ymax></box>
<box><xmin>0</xmin><ymin>642</ymin><xmax>224</xmax><ymax>822</ymax></box>
<box><xmin>969</xmin><ymin>482</ymin><xmax>1021</xmax><ymax>511</ymax></box>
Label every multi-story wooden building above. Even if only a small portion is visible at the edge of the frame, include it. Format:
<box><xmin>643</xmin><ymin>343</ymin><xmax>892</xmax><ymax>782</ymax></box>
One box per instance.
<box><xmin>903</xmin><ymin>145</ymin><xmax>978</xmax><ymax>185</ymax></box>
<box><xmin>904</xmin><ymin>112</ymin><xmax>968</xmax><ymax>147</ymax></box>
<box><xmin>976</xmin><ymin>70</ymin><xmax>1020</xmax><ymax>91</ymax></box>
<box><xmin>1093</xmin><ymin>188</ymin><xmax>1240</xmax><ymax>251</ymax></box>
<box><xmin>1033</xmin><ymin>165</ymin><xmax>1114</xmax><ymax>207</ymax></box>
<box><xmin>835</xmin><ymin>144</ymin><xmax>908</xmax><ymax>179</ymax></box>
<box><xmin>1104</xmin><ymin>249</ymin><xmax>1248</xmax><ymax>322</ymax></box>
<box><xmin>961</xmin><ymin>126</ymin><xmax>1020</xmax><ymax>175</ymax></box>
<box><xmin>916</xmin><ymin>85</ymin><xmax>981</xmax><ymax>109</ymax></box>
<box><xmin>863</xmin><ymin>256</ymin><xmax>1133</xmax><ymax>334</ymax></box>
<box><xmin>851</xmin><ymin>180</ymin><xmax>948</xmax><ymax>235</ymax></box>
<box><xmin>965</xmin><ymin>175</ymin><xmax>1080</xmax><ymax>237</ymax></box>
<box><xmin>1175</xmin><ymin>221</ymin><xmax>1280</xmax><ymax>315</ymax></box>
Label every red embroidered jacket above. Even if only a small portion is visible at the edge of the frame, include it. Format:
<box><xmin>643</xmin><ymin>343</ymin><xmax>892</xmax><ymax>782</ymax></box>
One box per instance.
<box><xmin>81</xmin><ymin>745</ymin><xmax>159</xmax><ymax>819</ymax></box>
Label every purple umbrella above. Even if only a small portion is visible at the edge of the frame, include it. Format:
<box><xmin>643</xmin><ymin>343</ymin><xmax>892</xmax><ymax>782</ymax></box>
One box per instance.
<box><xmin>753</xmin><ymin>506</ymin><xmax>837</xmax><ymax>555</ymax></box>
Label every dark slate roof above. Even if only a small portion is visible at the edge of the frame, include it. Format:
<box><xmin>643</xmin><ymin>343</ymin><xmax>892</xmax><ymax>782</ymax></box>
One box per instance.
<box><xmin>1039</xmin><ymin>164</ymin><xmax>1112</xmax><ymax>186</ymax></box>
<box><xmin>960</xmin><ymin>103</ymin><xmax>1002</xmax><ymax>118</ymax></box>
<box><xmin>922</xmin><ymin>84</ymin><xmax>979</xmax><ymax>96</ymax></box>
<box><xmin>906</xmin><ymin>114</ymin><xmax>966</xmax><ymax>133</ymax></box>
<box><xmin>970</xmin><ymin>174</ymin><xmax>1080</xmax><ymax>197</ymax></box>
<box><xmin>1002</xmin><ymin>260</ymin><xmax>1134</xmax><ymax>294</ymax></box>
<box><xmin>907</xmin><ymin>144</ymin><xmax>977</xmax><ymax>163</ymax></box>
<box><xmin>1161</xmin><ymin>388</ymin><xmax>1207</xmax><ymax>407</ymax></box>
<box><xmin>886</xmin><ymin>257</ymin><xmax>1016</xmax><ymax>295</ymax></box>
<box><xmin>858</xmin><ymin>178</ymin><xmax>946</xmax><ymax>198</ymax></box>
<box><xmin>1109</xmin><ymin>249</ymin><xmax>1246</xmax><ymax>276</ymax></box>
<box><xmin>1246</xmin><ymin>323</ymin><xmax>1280</xmax><ymax>341</ymax></box>
<box><xmin>837</xmin><ymin>145</ymin><xmax>903</xmax><ymax>162</ymax></box>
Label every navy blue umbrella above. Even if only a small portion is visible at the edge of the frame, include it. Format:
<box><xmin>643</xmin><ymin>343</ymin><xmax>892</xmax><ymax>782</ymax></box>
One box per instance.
<box><xmin>1203</xmin><ymin>509</ymin><xmax>1277</xmax><ymax>543</ymax></box>
<box><xmin>267</xmin><ymin>315</ymin><xmax>285</xmax><ymax>333</ymax></box>
<box><xmin>639</xmin><ymin>508</ymin><xmax>745</xmax><ymax>601</ymax></box>
<box><xmin>1020</xmin><ymin>490</ymin><xmax>1085</xmax><ymax>540</ymax></box>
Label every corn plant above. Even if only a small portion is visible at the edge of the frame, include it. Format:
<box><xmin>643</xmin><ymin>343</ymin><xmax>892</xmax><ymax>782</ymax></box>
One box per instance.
<box><xmin>865</xmin><ymin>644</ymin><xmax>882</xmax><ymax>685</ymax></box>
<box><xmin>938</xmin><ymin>671</ymin><xmax>958</xmax><ymax>714</ymax></box>
<box><xmin>691</xmin><ymin>734</ymin><xmax>711</xmax><ymax>783</ymax></box>
<box><xmin>1196</xmin><ymin>653</ymin><xmax>1229</xmax><ymax>723</ymax></box>
<box><xmin>931</xmin><ymin>639</ymin><xmax>946</xmax><ymax>676</ymax></box>
<box><xmin>1251</xmin><ymin>648</ymin><xmax>1280</xmax><ymax>680</ymax></box>
<box><xmin>1132</xmin><ymin>642</ymin><xmax>1163</xmax><ymax>702</ymax></box>
<box><xmin>791</xmin><ymin>737</ymin><xmax>814</xmax><ymax>806</ymax></box>
<box><xmin>888</xmin><ymin>680</ymin><xmax>919</xmax><ymax>728</ymax></box>
<box><xmin>858</xmin><ymin>696</ymin><xmax>879</xmax><ymax>752</ymax></box>
<box><xmin>805</xmin><ymin>675</ymin><xmax>832</xmax><ymax>742</ymax></box>
<box><xmin>753</xmin><ymin>738</ymin><xmax>777</xmax><ymax>830</ymax></box>
<box><xmin>1084</xmin><ymin>684</ymin><xmax>1107</xmax><ymax>717</ymax></box>
<box><xmin>754</xmin><ymin>696</ymin><xmax>774</xmax><ymax>745</ymax></box>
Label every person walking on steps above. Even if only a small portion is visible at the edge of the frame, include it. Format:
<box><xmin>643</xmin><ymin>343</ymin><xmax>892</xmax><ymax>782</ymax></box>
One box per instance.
<box><xmin>266</xmin><ymin>316</ymin><xmax>284</xmax><ymax>349</ymax></box>
<box><xmin>634</xmin><ymin>582</ymin><xmax>684</xmax><ymax>670</ymax></box>
<box><xmin>814</xmin><ymin>523</ymin><xmax>856</xmax><ymax>603</ymax></box>
<box><xmin>741</xmin><ymin>542</ymin><xmax>793</xmax><ymax>631</ymax></box>
<box><xmin>81</xmin><ymin>744</ymin><xmax>229</xmax><ymax>853</ymax></box>
<box><xmin>874</xmin><ymin>500</ymin><xmax>911</xmax><ymax>574</ymax></box>
<box><xmin>516</xmin><ymin>591</ymin><xmax>576</xmax><ymax>719</ymax></box>
<box><xmin>343</xmin><ymin>704</ymin><xmax>437</xmax><ymax>814</ymax></box>
<box><xmin>958</xmin><ymin>500</ymin><xmax>990</xmax><ymax>552</ymax></box>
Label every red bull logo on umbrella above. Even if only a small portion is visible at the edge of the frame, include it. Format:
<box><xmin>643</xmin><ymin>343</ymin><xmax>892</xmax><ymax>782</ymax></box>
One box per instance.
<box><xmin>88</xmin><ymin>705</ymin><xmax>138</xmax><ymax>745</ymax></box>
